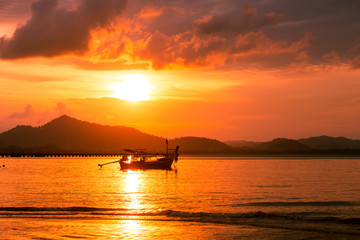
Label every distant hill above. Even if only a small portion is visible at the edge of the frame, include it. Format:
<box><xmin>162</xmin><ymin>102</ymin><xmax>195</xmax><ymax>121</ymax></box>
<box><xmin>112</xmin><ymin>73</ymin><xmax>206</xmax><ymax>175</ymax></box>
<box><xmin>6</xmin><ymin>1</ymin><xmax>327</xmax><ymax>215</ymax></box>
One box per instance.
<box><xmin>257</xmin><ymin>138</ymin><xmax>311</xmax><ymax>153</ymax></box>
<box><xmin>226</xmin><ymin>135</ymin><xmax>360</xmax><ymax>154</ymax></box>
<box><xmin>170</xmin><ymin>137</ymin><xmax>230</xmax><ymax>153</ymax></box>
<box><xmin>225</xmin><ymin>140</ymin><xmax>262</xmax><ymax>148</ymax></box>
<box><xmin>0</xmin><ymin>115</ymin><xmax>231</xmax><ymax>154</ymax></box>
<box><xmin>298</xmin><ymin>135</ymin><xmax>360</xmax><ymax>150</ymax></box>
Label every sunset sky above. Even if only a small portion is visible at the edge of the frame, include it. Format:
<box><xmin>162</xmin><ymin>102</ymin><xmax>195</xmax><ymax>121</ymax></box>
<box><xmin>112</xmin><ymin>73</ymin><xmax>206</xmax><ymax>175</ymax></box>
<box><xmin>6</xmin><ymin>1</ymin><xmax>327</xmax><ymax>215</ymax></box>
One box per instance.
<box><xmin>1</xmin><ymin>0</ymin><xmax>360</xmax><ymax>141</ymax></box>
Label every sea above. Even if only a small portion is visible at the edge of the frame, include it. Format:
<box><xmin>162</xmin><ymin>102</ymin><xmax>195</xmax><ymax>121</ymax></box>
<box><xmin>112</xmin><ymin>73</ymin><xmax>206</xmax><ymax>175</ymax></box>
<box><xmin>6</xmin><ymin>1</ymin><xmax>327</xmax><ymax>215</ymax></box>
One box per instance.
<box><xmin>0</xmin><ymin>156</ymin><xmax>359</xmax><ymax>239</ymax></box>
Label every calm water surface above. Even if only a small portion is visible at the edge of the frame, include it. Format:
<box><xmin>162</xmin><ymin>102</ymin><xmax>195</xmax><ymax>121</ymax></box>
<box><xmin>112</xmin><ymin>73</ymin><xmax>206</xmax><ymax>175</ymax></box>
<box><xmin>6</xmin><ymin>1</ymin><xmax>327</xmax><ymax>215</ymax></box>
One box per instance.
<box><xmin>0</xmin><ymin>156</ymin><xmax>359</xmax><ymax>239</ymax></box>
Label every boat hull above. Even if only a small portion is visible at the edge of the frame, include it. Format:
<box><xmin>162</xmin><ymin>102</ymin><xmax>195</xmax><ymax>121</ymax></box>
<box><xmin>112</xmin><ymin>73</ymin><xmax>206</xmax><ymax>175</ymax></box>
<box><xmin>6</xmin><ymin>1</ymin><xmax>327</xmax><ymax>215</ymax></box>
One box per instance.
<box><xmin>120</xmin><ymin>159</ymin><xmax>174</xmax><ymax>170</ymax></box>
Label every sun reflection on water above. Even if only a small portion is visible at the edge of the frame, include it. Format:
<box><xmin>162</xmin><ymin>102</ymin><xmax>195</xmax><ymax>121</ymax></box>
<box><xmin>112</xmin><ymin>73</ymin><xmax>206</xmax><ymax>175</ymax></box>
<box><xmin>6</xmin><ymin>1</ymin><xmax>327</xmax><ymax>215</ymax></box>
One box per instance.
<box><xmin>119</xmin><ymin>171</ymin><xmax>145</xmax><ymax>236</ymax></box>
<box><xmin>123</xmin><ymin>220</ymin><xmax>140</xmax><ymax>232</ymax></box>
<box><xmin>122</xmin><ymin>171</ymin><xmax>144</xmax><ymax>214</ymax></box>
<box><xmin>124</xmin><ymin>170</ymin><xmax>140</xmax><ymax>193</ymax></box>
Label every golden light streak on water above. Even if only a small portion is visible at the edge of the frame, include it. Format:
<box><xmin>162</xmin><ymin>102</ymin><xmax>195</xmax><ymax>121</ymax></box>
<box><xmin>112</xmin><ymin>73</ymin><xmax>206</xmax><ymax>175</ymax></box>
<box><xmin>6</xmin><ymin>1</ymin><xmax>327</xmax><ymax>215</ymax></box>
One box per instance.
<box><xmin>123</xmin><ymin>171</ymin><xmax>144</xmax><ymax>213</ymax></box>
<box><xmin>124</xmin><ymin>171</ymin><xmax>140</xmax><ymax>193</ymax></box>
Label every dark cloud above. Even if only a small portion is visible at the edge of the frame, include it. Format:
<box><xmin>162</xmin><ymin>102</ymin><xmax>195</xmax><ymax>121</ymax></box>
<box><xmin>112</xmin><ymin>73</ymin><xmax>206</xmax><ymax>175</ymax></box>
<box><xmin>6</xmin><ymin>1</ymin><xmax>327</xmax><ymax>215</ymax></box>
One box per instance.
<box><xmin>137</xmin><ymin>6</ymin><xmax>194</xmax><ymax>36</ymax></box>
<box><xmin>132</xmin><ymin>0</ymin><xmax>360</xmax><ymax>69</ymax></box>
<box><xmin>193</xmin><ymin>5</ymin><xmax>284</xmax><ymax>37</ymax></box>
<box><xmin>78</xmin><ymin>0</ymin><xmax>126</xmax><ymax>28</ymax></box>
<box><xmin>258</xmin><ymin>0</ymin><xmax>360</xmax><ymax>64</ymax></box>
<box><xmin>0</xmin><ymin>0</ymin><xmax>126</xmax><ymax>59</ymax></box>
<box><xmin>322</xmin><ymin>51</ymin><xmax>341</xmax><ymax>65</ymax></box>
<box><xmin>351</xmin><ymin>56</ymin><xmax>360</xmax><ymax>69</ymax></box>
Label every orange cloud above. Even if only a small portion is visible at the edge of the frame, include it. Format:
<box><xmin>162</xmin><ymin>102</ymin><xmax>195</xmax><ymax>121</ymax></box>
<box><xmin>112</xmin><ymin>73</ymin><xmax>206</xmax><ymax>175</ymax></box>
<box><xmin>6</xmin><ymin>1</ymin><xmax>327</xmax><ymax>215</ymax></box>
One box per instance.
<box><xmin>1</xmin><ymin>102</ymin><xmax>72</xmax><ymax>132</ymax></box>
<box><xmin>133</xmin><ymin>29</ymin><xmax>312</xmax><ymax>70</ymax></box>
<box><xmin>8</xmin><ymin>104</ymin><xmax>34</xmax><ymax>119</ymax></box>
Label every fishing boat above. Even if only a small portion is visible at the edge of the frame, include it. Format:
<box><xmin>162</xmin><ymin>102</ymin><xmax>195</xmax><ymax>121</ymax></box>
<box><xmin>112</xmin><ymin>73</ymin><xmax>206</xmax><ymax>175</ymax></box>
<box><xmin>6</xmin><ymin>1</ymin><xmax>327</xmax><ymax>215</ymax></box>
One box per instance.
<box><xmin>98</xmin><ymin>143</ymin><xmax>179</xmax><ymax>170</ymax></box>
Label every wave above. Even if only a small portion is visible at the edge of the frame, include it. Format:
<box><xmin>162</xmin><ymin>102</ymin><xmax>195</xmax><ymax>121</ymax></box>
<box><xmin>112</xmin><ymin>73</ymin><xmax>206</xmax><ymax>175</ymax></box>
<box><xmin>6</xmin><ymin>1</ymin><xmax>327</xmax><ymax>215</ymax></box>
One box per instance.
<box><xmin>234</xmin><ymin>201</ymin><xmax>359</xmax><ymax>207</ymax></box>
<box><xmin>162</xmin><ymin>210</ymin><xmax>360</xmax><ymax>225</ymax></box>
<box><xmin>253</xmin><ymin>185</ymin><xmax>293</xmax><ymax>188</ymax></box>
<box><xmin>0</xmin><ymin>207</ymin><xmax>126</xmax><ymax>212</ymax></box>
<box><xmin>4</xmin><ymin>201</ymin><xmax>356</xmax><ymax>214</ymax></box>
<box><xmin>1</xmin><ymin>206</ymin><xmax>359</xmax><ymax>224</ymax></box>
<box><xmin>162</xmin><ymin>210</ymin><xmax>360</xmax><ymax>236</ymax></box>
<box><xmin>1</xmin><ymin>207</ymin><xmax>360</xmax><ymax>235</ymax></box>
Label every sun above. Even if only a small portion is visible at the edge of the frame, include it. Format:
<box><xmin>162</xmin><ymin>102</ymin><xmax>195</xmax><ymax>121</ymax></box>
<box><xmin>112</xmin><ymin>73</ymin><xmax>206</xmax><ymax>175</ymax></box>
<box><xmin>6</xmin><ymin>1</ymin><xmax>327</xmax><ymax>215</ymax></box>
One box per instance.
<box><xmin>111</xmin><ymin>74</ymin><xmax>152</xmax><ymax>101</ymax></box>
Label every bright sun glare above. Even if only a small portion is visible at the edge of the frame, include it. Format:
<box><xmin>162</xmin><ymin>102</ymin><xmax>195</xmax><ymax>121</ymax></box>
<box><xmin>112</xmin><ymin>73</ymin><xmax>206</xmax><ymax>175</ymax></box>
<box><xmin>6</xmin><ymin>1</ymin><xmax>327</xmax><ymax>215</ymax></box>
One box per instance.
<box><xmin>112</xmin><ymin>74</ymin><xmax>152</xmax><ymax>101</ymax></box>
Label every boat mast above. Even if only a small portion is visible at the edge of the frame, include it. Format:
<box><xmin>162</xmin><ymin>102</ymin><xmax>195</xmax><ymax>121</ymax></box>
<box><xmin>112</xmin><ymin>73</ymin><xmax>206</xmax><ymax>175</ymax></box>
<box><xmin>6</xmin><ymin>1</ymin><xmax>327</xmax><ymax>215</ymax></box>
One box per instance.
<box><xmin>166</xmin><ymin>138</ymin><xmax>168</xmax><ymax>155</ymax></box>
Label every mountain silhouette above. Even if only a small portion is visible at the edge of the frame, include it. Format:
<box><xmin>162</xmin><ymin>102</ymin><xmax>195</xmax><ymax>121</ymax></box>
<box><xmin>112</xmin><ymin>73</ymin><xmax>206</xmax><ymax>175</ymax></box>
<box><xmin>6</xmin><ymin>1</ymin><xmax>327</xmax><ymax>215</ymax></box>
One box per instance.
<box><xmin>298</xmin><ymin>135</ymin><xmax>360</xmax><ymax>150</ymax></box>
<box><xmin>225</xmin><ymin>140</ymin><xmax>262</xmax><ymax>148</ymax></box>
<box><xmin>170</xmin><ymin>137</ymin><xmax>230</xmax><ymax>153</ymax></box>
<box><xmin>257</xmin><ymin>138</ymin><xmax>311</xmax><ymax>153</ymax></box>
<box><xmin>1</xmin><ymin>115</ymin><xmax>360</xmax><ymax>155</ymax></box>
<box><xmin>0</xmin><ymin>115</ymin><xmax>230</xmax><ymax>154</ymax></box>
<box><xmin>0</xmin><ymin>115</ymin><xmax>164</xmax><ymax>152</ymax></box>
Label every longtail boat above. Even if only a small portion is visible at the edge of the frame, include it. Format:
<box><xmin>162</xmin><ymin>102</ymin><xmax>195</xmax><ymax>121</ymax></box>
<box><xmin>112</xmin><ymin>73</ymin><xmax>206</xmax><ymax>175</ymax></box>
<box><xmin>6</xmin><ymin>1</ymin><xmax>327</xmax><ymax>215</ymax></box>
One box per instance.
<box><xmin>98</xmin><ymin>143</ymin><xmax>179</xmax><ymax>170</ymax></box>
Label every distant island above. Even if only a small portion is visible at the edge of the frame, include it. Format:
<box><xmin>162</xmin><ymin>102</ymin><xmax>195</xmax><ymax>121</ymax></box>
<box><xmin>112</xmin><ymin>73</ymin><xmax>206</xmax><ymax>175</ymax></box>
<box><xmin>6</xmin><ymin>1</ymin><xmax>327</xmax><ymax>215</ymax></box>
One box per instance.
<box><xmin>1</xmin><ymin>115</ymin><xmax>360</xmax><ymax>156</ymax></box>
